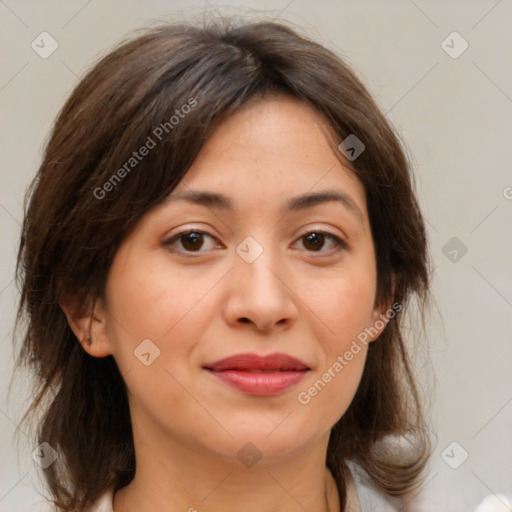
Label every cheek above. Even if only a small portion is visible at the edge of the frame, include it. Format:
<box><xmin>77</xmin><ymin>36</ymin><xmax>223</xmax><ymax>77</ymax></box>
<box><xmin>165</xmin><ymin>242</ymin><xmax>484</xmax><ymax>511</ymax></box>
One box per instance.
<box><xmin>102</xmin><ymin>254</ymin><xmax>219</xmax><ymax>430</ymax></box>
<box><xmin>296</xmin><ymin>318</ymin><xmax>370</xmax><ymax>431</ymax></box>
<box><xmin>103</xmin><ymin>250</ymin><xmax>219</xmax><ymax>371</ymax></box>
<box><xmin>294</xmin><ymin>256</ymin><xmax>376</xmax><ymax>422</ymax></box>
<box><xmin>109</xmin><ymin>252</ymin><xmax>207</xmax><ymax>341</ymax></box>
<box><xmin>301</xmin><ymin>346</ymin><xmax>368</xmax><ymax>405</ymax></box>
<box><xmin>311</xmin><ymin>264</ymin><xmax>377</xmax><ymax>347</ymax></box>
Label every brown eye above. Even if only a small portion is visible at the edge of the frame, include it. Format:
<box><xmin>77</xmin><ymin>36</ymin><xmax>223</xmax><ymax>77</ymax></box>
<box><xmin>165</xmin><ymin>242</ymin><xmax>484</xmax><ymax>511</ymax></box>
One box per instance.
<box><xmin>164</xmin><ymin>229</ymin><xmax>345</xmax><ymax>257</ymax></box>
<box><xmin>180</xmin><ymin>232</ymin><xmax>204</xmax><ymax>251</ymax></box>
<box><xmin>164</xmin><ymin>230</ymin><xmax>219</xmax><ymax>254</ymax></box>
<box><xmin>297</xmin><ymin>231</ymin><xmax>346</xmax><ymax>254</ymax></box>
<box><xmin>303</xmin><ymin>232</ymin><xmax>325</xmax><ymax>251</ymax></box>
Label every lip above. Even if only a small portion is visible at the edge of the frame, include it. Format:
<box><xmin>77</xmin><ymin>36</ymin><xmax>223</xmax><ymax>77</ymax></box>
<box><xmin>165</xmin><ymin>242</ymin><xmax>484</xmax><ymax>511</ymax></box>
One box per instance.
<box><xmin>205</xmin><ymin>353</ymin><xmax>309</xmax><ymax>372</ymax></box>
<box><xmin>203</xmin><ymin>352</ymin><xmax>310</xmax><ymax>396</ymax></box>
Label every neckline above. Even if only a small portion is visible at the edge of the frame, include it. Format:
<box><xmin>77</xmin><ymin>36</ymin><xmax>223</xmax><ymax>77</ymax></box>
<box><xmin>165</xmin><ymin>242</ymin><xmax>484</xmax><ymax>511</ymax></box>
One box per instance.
<box><xmin>100</xmin><ymin>466</ymin><xmax>362</xmax><ymax>512</ymax></box>
<box><xmin>344</xmin><ymin>464</ymin><xmax>363</xmax><ymax>511</ymax></box>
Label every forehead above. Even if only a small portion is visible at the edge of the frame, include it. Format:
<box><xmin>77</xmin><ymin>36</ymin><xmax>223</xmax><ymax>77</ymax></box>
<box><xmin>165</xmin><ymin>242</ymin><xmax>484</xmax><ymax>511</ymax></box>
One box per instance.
<box><xmin>195</xmin><ymin>95</ymin><xmax>340</xmax><ymax>164</ymax></box>
<box><xmin>173</xmin><ymin>96</ymin><xmax>367</xmax><ymax>211</ymax></box>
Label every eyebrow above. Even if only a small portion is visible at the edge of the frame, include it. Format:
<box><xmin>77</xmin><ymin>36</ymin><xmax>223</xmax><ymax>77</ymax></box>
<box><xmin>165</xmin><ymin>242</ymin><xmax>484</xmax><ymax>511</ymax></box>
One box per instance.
<box><xmin>164</xmin><ymin>189</ymin><xmax>364</xmax><ymax>223</ymax></box>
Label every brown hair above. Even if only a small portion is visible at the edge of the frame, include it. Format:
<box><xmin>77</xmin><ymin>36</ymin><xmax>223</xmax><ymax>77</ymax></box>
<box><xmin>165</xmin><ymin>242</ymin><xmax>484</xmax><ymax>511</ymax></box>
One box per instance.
<box><xmin>15</xmin><ymin>17</ymin><xmax>432</xmax><ymax>511</ymax></box>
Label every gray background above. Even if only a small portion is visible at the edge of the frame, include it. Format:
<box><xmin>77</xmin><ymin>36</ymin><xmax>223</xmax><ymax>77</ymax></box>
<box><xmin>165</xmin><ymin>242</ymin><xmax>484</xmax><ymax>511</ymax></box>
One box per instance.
<box><xmin>1</xmin><ymin>1</ymin><xmax>511</xmax><ymax>510</ymax></box>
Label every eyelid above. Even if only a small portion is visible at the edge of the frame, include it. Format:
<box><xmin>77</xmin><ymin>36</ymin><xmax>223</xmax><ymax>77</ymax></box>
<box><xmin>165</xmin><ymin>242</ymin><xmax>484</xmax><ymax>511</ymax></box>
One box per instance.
<box><xmin>163</xmin><ymin>226</ymin><xmax>348</xmax><ymax>257</ymax></box>
<box><xmin>292</xmin><ymin>229</ymin><xmax>347</xmax><ymax>254</ymax></box>
<box><xmin>163</xmin><ymin>228</ymin><xmax>222</xmax><ymax>255</ymax></box>
<box><xmin>296</xmin><ymin>223</ymin><xmax>347</xmax><ymax>241</ymax></box>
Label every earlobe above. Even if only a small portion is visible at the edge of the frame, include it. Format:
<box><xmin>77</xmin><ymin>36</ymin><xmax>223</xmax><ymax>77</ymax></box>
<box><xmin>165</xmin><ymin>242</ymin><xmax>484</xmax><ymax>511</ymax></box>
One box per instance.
<box><xmin>368</xmin><ymin>293</ymin><xmax>398</xmax><ymax>343</ymax></box>
<box><xmin>367</xmin><ymin>276</ymin><xmax>398</xmax><ymax>343</ymax></box>
<box><xmin>372</xmin><ymin>303</ymin><xmax>394</xmax><ymax>341</ymax></box>
<box><xmin>59</xmin><ymin>295</ymin><xmax>113</xmax><ymax>358</ymax></box>
<box><xmin>366</xmin><ymin>306</ymin><xmax>390</xmax><ymax>343</ymax></box>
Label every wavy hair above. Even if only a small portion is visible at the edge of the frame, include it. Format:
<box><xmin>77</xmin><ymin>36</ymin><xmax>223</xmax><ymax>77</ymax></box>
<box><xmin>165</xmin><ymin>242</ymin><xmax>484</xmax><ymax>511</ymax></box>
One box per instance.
<box><xmin>15</xmin><ymin>17</ymin><xmax>432</xmax><ymax>511</ymax></box>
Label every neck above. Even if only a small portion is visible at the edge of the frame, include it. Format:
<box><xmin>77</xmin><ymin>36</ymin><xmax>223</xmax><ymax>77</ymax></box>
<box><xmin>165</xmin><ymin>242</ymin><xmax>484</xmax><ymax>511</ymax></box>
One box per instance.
<box><xmin>113</xmin><ymin>426</ymin><xmax>341</xmax><ymax>512</ymax></box>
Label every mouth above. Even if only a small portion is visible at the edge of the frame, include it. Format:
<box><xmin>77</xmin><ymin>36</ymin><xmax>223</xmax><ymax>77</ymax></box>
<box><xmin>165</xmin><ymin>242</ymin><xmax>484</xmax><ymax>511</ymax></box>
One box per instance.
<box><xmin>203</xmin><ymin>352</ymin><xmax>310</xmax><ymax>396</ymax></box>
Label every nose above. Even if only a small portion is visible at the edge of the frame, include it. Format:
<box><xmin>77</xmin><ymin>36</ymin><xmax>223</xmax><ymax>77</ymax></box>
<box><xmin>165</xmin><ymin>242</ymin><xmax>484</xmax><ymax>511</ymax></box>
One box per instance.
<box><xmin>222</xmin><ymin>239</ymin><xmax>299</xmax><ymax>333</ymax></box>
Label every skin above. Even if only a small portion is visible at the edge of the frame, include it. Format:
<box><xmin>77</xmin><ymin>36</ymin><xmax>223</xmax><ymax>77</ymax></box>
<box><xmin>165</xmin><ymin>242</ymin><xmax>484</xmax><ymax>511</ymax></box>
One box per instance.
<box><xmin>63</xmin><ymin>95</ymin><xmax>390</xmax><ymax>512</ymax></box>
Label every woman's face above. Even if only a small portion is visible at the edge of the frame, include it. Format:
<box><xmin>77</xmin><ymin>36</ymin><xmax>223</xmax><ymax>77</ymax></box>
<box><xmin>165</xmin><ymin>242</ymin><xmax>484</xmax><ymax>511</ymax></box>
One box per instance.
<box><xmin>90</xmin><ymin>96</ymin><xmax>389</xmax><ymax>464</ymax></box>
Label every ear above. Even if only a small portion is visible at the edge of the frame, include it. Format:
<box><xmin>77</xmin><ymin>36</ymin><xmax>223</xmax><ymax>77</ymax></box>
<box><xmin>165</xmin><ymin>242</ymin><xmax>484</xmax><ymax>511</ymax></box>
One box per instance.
<box><xmin>367</xmin><ymin>301</ymin><xmax>393</xmax><ymax>343</ymax></box>
<box><xmin>59</xmin><ymin>294</ymin><xmax>114</xmax><ymax>358</ymax></box>
<box><xmin>367</xmin><ymin>275</ymin><xmax>398</xmax><ymax>343</ymax></box>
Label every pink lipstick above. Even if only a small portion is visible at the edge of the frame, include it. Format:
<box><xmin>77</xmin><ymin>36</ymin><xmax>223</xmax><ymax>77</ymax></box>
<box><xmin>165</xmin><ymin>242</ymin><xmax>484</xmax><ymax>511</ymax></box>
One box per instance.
<box><xmin>204</xmin><ymin>353</ymin><xmax>309</xmax><ymax>396</ymax></box>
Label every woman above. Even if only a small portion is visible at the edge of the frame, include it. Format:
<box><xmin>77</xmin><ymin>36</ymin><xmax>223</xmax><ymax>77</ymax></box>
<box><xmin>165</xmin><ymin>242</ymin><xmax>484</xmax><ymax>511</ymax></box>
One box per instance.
<box><xmin>15</xmin><ymin>17</ymin><xmax>432</xmax><ymax>512</ymax></box>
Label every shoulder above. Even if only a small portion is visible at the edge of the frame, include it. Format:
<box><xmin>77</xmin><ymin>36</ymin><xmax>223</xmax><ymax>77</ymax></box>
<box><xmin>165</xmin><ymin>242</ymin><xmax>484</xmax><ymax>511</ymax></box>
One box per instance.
<box><xmin>346</xmin><ymin>461</ymin><xmax>402</xmax><ymax>512</ymax></box>
<box><xmin>84</xmin><ymin>489</ymin><xmax>114</xmax><ymax>512</ymax></box>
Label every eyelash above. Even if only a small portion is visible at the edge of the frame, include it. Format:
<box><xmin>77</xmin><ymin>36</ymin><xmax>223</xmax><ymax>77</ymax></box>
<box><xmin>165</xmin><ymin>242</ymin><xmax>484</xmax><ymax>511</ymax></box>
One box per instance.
<box><xmin>163</xmin><ymin>229</ymin><xmax>347</xmax><ymax>257</ymax></box>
